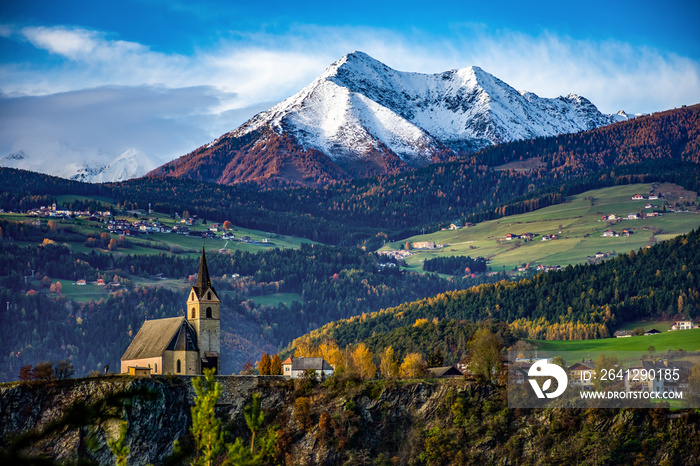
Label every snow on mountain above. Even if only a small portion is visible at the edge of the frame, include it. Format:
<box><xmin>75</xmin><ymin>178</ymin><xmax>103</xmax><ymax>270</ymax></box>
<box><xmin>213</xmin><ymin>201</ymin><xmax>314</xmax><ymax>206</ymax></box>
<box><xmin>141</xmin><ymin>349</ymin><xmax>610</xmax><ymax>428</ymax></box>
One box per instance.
<box><xmin>72</xmin><ymin>149</ymin><xmax>162</xmax><ymax>183</ymax></box>
<box><xmin>222</xmin><ymin>51</ymin><xmax>621</xmax><ymax>166</ymax></box>
<box><xmin>0</xmin><ymin>145</ymin><xmax>162</xmax><ymax>183</ymax></box>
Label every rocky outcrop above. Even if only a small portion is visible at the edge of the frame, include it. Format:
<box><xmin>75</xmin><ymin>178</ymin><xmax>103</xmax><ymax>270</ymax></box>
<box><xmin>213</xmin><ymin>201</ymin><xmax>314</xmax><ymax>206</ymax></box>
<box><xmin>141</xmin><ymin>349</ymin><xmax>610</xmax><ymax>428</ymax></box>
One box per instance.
<box><xmin>2</xmin><ymin>376</ymin><xmax>698</xmax><ymax>465</ymax></box>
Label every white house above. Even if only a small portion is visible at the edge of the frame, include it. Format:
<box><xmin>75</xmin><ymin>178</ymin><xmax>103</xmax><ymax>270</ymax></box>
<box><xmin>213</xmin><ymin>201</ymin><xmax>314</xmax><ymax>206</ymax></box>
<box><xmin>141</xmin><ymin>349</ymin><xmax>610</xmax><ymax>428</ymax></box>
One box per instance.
<box><xmin>671</xmin><ymin>321</ymin><xmax>694</xmax><ymax>330</ymax></box>
<box><xmin>282</xmin><ymin>357</ymin><xmax>334</xmax><ymax>379</ymax></box>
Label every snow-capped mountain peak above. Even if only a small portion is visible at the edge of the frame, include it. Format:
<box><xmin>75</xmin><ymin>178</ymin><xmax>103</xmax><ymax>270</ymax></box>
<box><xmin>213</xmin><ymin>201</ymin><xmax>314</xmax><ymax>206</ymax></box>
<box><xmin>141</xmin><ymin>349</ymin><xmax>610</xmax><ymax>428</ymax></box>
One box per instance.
<box><xmin>153</xmin><ymin>51</ymin><xmax>626</xmax><ymax>187</ymax></box>
<box><xmin>222</xmin><ymin>51</ymin><xmax>620</xmax><ymax>165</ymax></box>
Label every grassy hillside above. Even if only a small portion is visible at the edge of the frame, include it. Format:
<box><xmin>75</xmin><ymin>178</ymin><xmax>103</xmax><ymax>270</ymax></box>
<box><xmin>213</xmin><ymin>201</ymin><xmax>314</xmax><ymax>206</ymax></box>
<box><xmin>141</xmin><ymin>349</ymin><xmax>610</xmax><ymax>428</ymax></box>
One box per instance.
<box><xmin>0</xmin><ymin>207</ymin><xmax>315</xmax><ymax>258</ymax></box>
<box><xmin>531</xmin><ymin>328</ymin><xmax>700</xmax><ymax>362</ymax></box>
<box><xmin>381</xmin><ymin>183</ymin><xmax>700</xmax><ymax>271</ymax></box>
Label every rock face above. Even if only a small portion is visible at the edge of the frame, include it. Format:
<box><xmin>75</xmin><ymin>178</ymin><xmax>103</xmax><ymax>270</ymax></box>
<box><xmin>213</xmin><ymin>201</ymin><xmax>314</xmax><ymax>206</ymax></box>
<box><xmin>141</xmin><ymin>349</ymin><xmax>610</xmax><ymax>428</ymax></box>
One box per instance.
<box><xmin>151</xmin><ymin>51</ymin><xmax>624</xmax><ymax>187</ymax></box>
<box><xmin>2</xmin><ymin>376</ymin><xmax>698</xmax><ymax>465</ymax></box>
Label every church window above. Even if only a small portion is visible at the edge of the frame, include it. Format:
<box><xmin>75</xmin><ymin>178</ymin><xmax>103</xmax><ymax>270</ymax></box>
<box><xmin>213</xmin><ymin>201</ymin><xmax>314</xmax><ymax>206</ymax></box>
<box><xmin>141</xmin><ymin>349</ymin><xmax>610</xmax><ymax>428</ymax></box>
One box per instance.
<box><xmin>155</xmin><ymin>363</ymin><xmax>158</xmax><ymax>373</ymax></box>
<box><xmin>206</xmin><ymin>307</ymin><xmax>212</xmax><ymax>318</ymax></box>
<box><xmin>177</xmin><ymin>360</ymin><xmax>181</xmax><ymax>373</ymax></box>
<box><xmin>208</xmin><ymin>291</ymin><xmax>211</xmax><ymax>300</ymax></box>
<box><xmin>191</xmin><ymin>308</ymin><xmax>196</xmax><ymax>319</ymax></box>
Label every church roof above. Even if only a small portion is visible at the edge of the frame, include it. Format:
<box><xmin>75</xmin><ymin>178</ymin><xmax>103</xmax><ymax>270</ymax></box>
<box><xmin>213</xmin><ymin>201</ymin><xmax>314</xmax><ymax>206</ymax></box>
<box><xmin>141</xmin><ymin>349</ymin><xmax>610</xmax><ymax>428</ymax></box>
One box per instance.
<box><xmin>121</xmin><ymin>317</ymin><xmax>199</xmax><ymax>361</ymax></box>
<box><xmin>193</xmin><ymin>246</ymin><xmax>216</xmax><ymax>299</ymax></box>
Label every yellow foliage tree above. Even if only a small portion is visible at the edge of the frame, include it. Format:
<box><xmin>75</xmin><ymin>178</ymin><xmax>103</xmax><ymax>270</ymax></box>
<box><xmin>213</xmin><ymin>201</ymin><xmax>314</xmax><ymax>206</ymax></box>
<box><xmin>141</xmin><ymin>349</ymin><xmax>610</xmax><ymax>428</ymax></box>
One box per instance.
<box><xmin>294</xmin><ymin>337</ymin><xmax>317</xmax><ymax>358</ymax></box>
<box><xmin>351</xmin><ymin>343</ymin><xmax>376</xmax><ymax>379</ymax></box>
<box><xmin>400</xmin><ymin>353</ymin><xmax>428</xmax><ymax>379</ymax></box>
<box><xmin>379</xmin><ymin>346</ymin><xmax>399</xmax><ymax>379</ymax></box>
<box><xmin>318</xmin><ymin>339</ymin><xmax>344</xmax><ymax>370</ymax></box>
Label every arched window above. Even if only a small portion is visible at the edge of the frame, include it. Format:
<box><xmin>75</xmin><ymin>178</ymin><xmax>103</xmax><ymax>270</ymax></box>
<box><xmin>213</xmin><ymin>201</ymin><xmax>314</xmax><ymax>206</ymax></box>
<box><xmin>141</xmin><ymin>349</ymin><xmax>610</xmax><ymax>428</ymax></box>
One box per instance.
<box><xmin>206</xmin><ymin>307</ymin><xmax>212</xmax><ymax>318</ymax></box>
<box><xmin>191</xmin><ymin>308</ymin><xmax>196</xmax><ymax>319</ymax></box>
<box><xmin>207</xmin><ymin>291</ymin><xmax>211</xmax><ymax>300</ymax></box>
<box><xmin>176</xmin><ymin>360</ymin><xmax>181</xmax><ymax>373</ymax></box>
<box><xmin>155</xmin><ymin>363</ymin><xmax>158</xmax><ymax>374</ymax></box>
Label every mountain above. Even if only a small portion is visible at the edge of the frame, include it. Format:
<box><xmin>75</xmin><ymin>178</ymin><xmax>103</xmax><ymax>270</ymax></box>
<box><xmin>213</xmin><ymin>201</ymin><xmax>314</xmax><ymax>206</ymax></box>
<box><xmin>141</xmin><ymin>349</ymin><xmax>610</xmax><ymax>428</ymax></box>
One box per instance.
<box><xmin>0</xmin><ymin>146</ymin><xmax>162</xmax><ymax>183</ymax></box>
<box><xmin>151</xmin><ymin>51</ymin><xmax>624</xmax><ymax>187</ymax></box>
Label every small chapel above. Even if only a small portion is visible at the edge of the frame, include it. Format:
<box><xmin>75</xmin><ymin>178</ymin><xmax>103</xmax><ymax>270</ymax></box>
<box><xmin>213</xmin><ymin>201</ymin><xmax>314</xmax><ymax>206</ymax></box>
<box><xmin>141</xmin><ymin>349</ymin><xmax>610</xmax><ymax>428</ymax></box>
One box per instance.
<box><xmin>120</xmin><ymin>247</ymin><xmax>221</xmax><ymax>375</ymax></box>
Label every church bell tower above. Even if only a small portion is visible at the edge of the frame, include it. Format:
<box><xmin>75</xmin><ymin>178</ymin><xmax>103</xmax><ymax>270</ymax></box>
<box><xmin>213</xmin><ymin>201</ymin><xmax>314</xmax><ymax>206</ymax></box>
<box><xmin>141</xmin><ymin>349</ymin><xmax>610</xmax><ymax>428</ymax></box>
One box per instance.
<box><xmin>187</xmin><ymin>246</ymin><xmax>221</xmax><ymax>374</ymax></box>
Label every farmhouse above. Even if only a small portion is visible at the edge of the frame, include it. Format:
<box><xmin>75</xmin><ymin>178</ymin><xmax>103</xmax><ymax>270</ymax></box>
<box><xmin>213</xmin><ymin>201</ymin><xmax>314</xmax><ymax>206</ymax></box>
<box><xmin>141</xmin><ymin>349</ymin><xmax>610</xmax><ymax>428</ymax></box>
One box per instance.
<box><xmin>412</xmin><ymin>241</ymin><xmax>435</xmax><ymax>249</ymax></box>
<box><xmin>428</xmin><ymin>365</ymin><xmax>464</xmax><ymax>379</ymax></box>
<box><xmin>568</xmin><ymin>361</ymin><xmax>596</xmax><ymax>387</ymax></box>
<box><xmin>614</xmin><ymin>330</ymin><xmax>633</xmax><ymax>338</ymax></box>
<box><xmin>671</xmin><ymin>321</ymin><xmax>694</xmax><ymax>330</ymax></box>
<box><xmin>631</xmin><ymin>194</ymin><xmax>644</xmax><ymax>200</ymax></box>
<box><xmin>505</xmin><ymin>233</ymin><xmax>519</xmax><ymax>241</ymax></box>
<box><xmin>120</xmin><ymin>247</ymin><xmax>220</xmax><ymax>376</ymax></box>
<box><xmin>602</xmin><ymin>230</ymin><xmax>617</xmax><ymax>237</ymax></box>
<box><xmin>282</xmin><ymin>357</ymin><xmax>334</xmax><ymax>379</ymax></box>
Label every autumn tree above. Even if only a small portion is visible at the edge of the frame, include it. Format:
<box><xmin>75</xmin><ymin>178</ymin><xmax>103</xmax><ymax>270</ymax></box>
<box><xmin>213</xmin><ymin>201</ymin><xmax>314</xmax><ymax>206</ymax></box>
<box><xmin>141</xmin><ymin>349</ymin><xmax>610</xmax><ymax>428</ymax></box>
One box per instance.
<box><xmin>593</xmin><ymin>354</ymin><xmax>619</xmax><ymax>391</ymax></box>
<box><xmin>108</xmin><ymin>238</ymin><xmax>119</xmax><ymax>251</ymax></box>
<box><xmin>400</xmin><ymin>353</ymin><xmax>428</xmax><ymax>379</ymax></box>
<box><xmin>19</xmin><ymin>365</ymin><xmax>33</xmax><ymax>381</ymax></box>
<box><xmin>468</xmin><ymin>328</ymin><xmax>503</xmax><ymax>382</ymax></box>
<box><xmin>257</xmin><ymin>353</ymin><xmax>272</xmax><ymax>375</ymax></box>
<box><xmin>32</xmin><ymin>361</ymin><xmax>55</xmax><ymax>380</ymax></box>
<box><xmin>318</xmin><ymin>339</ymin><xmax>344</xmax><ymax>370</ymax></box>
<box><xmin>689</xmin><ymin>363</ymin><xmax>700</xmax><ymax>406</ymax></box>
<box><xmin>223</xmin><ymin>220</ymin><xmax>233</xmax><ymax>230</ymax></box>
<box><xmin>293</xmin><ymin>397</ymin><xmax>312</xmax><ymax>430</ymax></box>
<box><xmin>318</xmin><ymin>412</ymin><xmax>333</xmax><ymax>441</ymax></box>
<box><xmin>379</xmin><ymin>346</ymin><xmax>399</xmax><ymax>379</ymax></box>
<box><xmin>350</xmin><ymin>343</ymin><xmax>376</xmax><ymax>379</ymax></box>
<box><xmin>294</xmin><ymin>337</ymin><xmax>316</xmax><ymax>357</ymax></box>
<box><xmin>270</xmin><ymin>354</ymin><xmax>283</xmax><ymax>375</ymax></box>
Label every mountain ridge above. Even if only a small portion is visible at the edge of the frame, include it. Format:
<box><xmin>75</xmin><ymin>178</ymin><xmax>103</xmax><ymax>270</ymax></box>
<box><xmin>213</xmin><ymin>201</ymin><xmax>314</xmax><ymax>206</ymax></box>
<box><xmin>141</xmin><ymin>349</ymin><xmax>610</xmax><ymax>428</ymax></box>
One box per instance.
<box><xmin>151</xmin><ymin>51</ymin><xmax>624</xmax><ymax>187</ymax></box>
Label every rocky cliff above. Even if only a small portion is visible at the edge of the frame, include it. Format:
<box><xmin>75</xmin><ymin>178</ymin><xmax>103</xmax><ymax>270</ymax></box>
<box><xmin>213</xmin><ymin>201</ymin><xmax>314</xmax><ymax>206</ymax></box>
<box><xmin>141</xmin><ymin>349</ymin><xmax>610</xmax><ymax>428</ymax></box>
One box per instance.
<box><xmin>1</xmin><ymin>375</ymin><xmax>699</xmax><ymax>465</ymax></box>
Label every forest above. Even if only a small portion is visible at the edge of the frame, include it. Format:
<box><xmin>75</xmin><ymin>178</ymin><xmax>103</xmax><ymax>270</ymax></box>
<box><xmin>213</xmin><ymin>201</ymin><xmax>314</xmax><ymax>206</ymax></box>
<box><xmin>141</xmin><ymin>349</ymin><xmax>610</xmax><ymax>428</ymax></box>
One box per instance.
<box><xmin>296</xmin><ymin>228</ymin><xmax>700</xmax><ymax>351</ymax></box>
<box><xmin>422</xmin><ymin>256</ymin><xmax>488</xmax><ymax>275</ymax></box>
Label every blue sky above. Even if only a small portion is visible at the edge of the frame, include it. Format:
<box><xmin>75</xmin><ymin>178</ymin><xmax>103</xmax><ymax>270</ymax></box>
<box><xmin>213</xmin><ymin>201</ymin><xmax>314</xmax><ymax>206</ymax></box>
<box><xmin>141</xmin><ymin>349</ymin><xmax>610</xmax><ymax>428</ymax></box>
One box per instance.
<box><xmin>1</xmin><ymin>0</ymin><xmax>699</xmax><ymax>166</ymax></box>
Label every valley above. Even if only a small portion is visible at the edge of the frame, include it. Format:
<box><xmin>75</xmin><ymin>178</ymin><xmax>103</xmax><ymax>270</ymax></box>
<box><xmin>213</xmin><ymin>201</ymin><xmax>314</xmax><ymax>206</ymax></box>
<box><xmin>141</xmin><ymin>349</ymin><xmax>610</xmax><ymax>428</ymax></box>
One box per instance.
<box><xmin>383</xmin><ymin>183</ymin><xmax>700</xmax><ymax>272</ymax></box>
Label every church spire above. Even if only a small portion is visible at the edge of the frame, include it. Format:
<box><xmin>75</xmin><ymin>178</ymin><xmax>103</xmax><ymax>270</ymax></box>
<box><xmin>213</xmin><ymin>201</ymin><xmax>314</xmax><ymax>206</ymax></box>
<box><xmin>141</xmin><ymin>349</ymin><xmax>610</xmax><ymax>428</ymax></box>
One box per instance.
<box><xmin>194</xmin><ymin>245</ymin><xmax>215</xmax><ymax>298</ymax></box>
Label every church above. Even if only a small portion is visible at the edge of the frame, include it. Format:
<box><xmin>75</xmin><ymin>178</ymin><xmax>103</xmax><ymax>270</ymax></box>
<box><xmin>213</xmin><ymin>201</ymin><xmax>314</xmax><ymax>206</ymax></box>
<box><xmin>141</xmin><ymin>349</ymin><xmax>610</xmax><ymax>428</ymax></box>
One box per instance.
<box><xmin>120</xmin><ymin>247</ymin><xmax>221</xmax><ymax>375</ymax></box>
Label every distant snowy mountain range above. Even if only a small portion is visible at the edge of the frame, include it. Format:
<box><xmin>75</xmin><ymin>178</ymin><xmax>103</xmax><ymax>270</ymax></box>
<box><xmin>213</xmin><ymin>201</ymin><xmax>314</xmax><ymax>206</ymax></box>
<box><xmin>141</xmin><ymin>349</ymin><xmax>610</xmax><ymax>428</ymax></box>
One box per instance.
<box><xmin>152</xmin><ymin>51</ymin><xmax>629</xmax><ymax>187</ymax></box>
<box><xmin>0</xmin><ymin>145</ymin><xmax>162</xmax><ymax>183</ymax></box>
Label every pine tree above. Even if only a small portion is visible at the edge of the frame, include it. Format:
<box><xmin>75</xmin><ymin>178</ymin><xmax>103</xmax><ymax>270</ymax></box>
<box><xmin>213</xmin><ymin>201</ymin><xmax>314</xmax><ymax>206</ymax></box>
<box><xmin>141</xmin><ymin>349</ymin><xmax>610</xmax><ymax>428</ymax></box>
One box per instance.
<box><xmin>107</xmin><ymin>420</ymin><xmax>130</xmax><ymax>466</ymax></box>
<box><xmin>191</xmin><ymin>368</ymin><xmax>224</xmax><ymax>466</ymax></box>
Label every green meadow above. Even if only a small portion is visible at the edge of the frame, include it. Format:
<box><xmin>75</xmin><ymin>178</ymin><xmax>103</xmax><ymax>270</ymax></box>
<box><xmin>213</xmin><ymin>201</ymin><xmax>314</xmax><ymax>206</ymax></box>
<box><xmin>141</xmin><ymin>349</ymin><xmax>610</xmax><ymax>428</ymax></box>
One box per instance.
<box><xmin>530</xmin><ymin>328</ymin><xmax>700</xmax><ymax>366</ymax></box>
<box><xmin>381</xmin><ymin>184</ymin><xmax>700</xmax><ymax>272</ymax></box>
